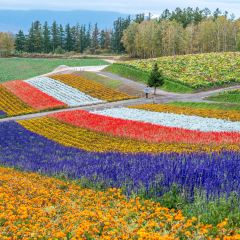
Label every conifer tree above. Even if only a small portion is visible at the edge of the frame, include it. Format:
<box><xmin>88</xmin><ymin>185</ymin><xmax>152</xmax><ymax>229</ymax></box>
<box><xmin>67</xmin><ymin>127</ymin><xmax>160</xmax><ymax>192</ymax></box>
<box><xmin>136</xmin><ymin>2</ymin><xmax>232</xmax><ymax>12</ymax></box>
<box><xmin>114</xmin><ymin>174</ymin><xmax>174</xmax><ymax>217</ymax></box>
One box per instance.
<box><xmin>15</xmin><ymin>30</ymin><xmax>26</xmax><ymax>52</ymax></box>
<box><xmin>148</xmin><ymin>63</ymin><xmax>164</xmax><ymax>95</ymax></box>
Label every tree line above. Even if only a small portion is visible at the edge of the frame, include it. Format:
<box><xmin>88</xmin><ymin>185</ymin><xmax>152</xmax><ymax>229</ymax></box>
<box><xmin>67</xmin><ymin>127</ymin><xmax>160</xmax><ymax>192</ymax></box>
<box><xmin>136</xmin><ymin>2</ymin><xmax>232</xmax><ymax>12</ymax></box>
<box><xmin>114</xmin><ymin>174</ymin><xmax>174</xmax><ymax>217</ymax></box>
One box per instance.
<box><xmin>14</xmin><ymin>17</ymin><xmax>131</xmax><ymax>55</ymax></box>
<box><xmin>123</xmin><ymin>9</ymin><xmax>240</xmax><ymax>58</ymax></box>
<box><xmin>0</xmin><ymin>7</ymin><xmax>239</xmax><ymax>57</ymax></box>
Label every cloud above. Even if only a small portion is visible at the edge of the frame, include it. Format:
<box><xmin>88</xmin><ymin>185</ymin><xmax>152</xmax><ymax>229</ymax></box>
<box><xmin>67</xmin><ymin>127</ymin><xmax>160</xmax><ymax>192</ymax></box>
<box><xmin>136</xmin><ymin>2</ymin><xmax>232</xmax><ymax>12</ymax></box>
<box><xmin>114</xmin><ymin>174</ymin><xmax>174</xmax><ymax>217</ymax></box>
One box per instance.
<box><xmin>0</xmin><ymin>0</ymin><xmax>240</xmax><ymax>16</ymax></box>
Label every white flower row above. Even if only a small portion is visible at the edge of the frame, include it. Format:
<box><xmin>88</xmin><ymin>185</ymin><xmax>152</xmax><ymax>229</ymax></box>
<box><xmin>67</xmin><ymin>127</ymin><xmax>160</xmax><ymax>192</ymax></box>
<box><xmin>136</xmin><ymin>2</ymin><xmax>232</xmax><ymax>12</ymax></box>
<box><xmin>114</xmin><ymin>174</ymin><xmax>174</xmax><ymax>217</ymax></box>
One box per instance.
<box><xmin>92</xmin><ymin>108</ymin><xmax>240</xmax><ymax>133</ymax></box>
<box><xmin>25</xmin><ymin>77</ymin><xmax>104</xmax><ymax>107</ymax></box>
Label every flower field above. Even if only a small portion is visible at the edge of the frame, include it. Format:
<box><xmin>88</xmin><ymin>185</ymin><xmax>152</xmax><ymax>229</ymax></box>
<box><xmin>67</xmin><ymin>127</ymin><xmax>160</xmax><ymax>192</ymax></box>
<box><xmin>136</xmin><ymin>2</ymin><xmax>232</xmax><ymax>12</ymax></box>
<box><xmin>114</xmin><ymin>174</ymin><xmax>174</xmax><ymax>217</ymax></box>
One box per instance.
<box><xmin>2</xmin><ymin>168</ymin><xmax>239</xmax><ymax>239</ymax></box>
<box><xmin>51</xmin><ymin>74</ymin><xmax>135</xmax><ymax>102</ymax></box>
<box><xmin>121</xmin><ymin>52</ymin><xmax>240</xmax><ymax>89</ymax></box>
<box><xmin>0</xmin><ymin>85</ymin><xmax>35</xmax><ymax>116</ymax></box>
<box><xmin>25</xmin><ymin>76</ymin><xmax>104</xmax><ymax>106</ymax></box>
<box><xmin>3</xmin><ymin>80</ymin><xmax>67</xmax><ymax>110</ymax></box>
<box><xmin>1</xmin><ymin>103</ymin><xmax>240</xmax><ymax>238</ymax></box>
<box><xmin>0</xmin><ymin>74</ymin><xmax>134</xmax><ymax>118</ymax></box>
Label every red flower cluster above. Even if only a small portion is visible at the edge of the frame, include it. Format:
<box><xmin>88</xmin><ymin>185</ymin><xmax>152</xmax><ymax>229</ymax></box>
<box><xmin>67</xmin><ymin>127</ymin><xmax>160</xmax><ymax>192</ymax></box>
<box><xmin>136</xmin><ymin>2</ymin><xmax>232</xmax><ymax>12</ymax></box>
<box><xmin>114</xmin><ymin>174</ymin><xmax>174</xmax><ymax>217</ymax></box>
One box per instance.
<box><xmin>3</xmin><ymin>80</ymin><xmax>66</xmax><ymax>110</ymax></box>
<box><xmin>51</xmin><ymin>110</ymin><xmax>240</xmax><ymax>145</ymax></box>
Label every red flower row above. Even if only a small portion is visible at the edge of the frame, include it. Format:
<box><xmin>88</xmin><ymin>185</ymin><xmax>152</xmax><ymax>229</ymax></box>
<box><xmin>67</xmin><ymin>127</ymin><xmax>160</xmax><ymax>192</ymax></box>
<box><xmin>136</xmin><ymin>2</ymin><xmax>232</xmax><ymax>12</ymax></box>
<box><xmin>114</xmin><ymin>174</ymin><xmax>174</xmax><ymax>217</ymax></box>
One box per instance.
<box><xmin>51</xmin><ymin>110</ymin><xmax>240</xmax><ymax>145</ymax></box>
<box><xmin>3</xmin><ymin>80</ymin><xmax>66</xmax><ymax>110</ymax></box>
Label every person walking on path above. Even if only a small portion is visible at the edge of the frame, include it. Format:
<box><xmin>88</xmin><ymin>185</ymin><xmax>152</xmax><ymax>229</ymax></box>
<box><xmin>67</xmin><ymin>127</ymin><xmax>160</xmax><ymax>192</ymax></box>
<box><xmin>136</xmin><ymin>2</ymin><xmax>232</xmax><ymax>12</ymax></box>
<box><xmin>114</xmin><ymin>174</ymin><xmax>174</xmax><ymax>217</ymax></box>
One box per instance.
<box><xmin>144</xmin><ymin>86</ymin><xmax>150</xmax><ymax>98</ymax></box>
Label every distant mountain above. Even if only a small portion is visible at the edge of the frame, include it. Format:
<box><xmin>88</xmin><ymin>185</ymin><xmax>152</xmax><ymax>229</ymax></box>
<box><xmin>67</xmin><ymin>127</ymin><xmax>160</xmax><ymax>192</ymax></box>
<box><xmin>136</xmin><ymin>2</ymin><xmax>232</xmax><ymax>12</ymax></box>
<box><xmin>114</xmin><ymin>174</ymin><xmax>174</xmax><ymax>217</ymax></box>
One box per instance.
<box><xmin>0</xmin><ymin>10</ymin><xmax>128</xmax><ymax>33</ymax></box>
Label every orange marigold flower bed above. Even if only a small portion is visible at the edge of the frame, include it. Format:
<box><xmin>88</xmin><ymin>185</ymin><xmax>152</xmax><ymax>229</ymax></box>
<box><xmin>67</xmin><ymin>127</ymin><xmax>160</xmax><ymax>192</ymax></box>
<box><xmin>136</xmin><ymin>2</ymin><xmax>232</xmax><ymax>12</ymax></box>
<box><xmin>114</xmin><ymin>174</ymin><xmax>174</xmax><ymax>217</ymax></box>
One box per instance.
<box><xmin>0</xmin><ymin>167</ymin><xmax>239</xmax><ymax>239</ymax></box>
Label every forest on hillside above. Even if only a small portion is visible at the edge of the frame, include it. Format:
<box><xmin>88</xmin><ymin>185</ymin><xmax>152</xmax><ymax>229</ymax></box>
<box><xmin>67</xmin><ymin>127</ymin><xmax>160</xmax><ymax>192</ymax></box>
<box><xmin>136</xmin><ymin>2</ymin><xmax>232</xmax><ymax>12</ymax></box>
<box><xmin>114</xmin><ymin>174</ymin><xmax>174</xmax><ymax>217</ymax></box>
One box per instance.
<box><xmin>0</xmin><ymin>7</ymin><xmax>240</xmax><ymax>57</ymax></box>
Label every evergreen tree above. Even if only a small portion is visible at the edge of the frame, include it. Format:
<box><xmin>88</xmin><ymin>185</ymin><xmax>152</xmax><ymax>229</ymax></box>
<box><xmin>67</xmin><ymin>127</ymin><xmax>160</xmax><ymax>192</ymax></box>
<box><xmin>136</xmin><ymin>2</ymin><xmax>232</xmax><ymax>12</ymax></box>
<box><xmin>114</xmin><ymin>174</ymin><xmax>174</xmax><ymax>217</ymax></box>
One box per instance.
<box><xmin>148</xmin><ymin>63</ymin><xmax>164</xmax><ymax>95</ymax></box>
<box><xmin>91</xmin><ymin>23</ymin><xmax>99</xmax><ymax>53</ymax></box>
<box><xmin>33</xmin><ymin>21</ymin><xmax>43</xmax><ymax>52</ymax></box>
<box><xmin>135</xmin><ymin>13</ymin><xmax>145</xmax><ymax>23</ymax></box>
<box><xmin>100</xmin><ymin>30</ymin><xmax>105</xmax><ymax>49</ymax></box>
<box><xmin>65</xmin><ymin>24</ymin><xmax>73</xmax><ymax>51</ymax></box>
<box><xmin>43</xmin><ymin>22</ymin><xmax>51</xmax><ymax>53</ymax></box>
<box><xmin>15</xmin><ymin>30</ymin><xmax>26</xmax><ymax>52</ymax></box>
<box><xmin>111</xmin><ymin>16</ymin><xmax>131</xmax><ymax>53</ymax></box>
<box><xmin>51</xmin><ymin>21</ymin><xmax>60</xmax><ymax>52</ymax></box>
<box><xmin>59</xmin><ymin>24</ymin><xmax>65</xmax><ymax>50</ymax></box>
<box><xmin>26</xmin><ymin>23</ymin><xmax>35</xmax><ymax>52</ymax></box>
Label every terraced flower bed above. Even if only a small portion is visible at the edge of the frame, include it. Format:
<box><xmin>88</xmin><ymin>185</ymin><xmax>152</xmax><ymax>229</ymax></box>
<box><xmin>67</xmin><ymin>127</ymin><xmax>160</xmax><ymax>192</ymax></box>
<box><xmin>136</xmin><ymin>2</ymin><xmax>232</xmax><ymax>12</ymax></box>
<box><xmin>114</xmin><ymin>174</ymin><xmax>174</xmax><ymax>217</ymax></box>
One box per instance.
<box><xmin>1</xmin><ymin>103</ymin><xmax>240</xmax><ymax>237</ymax></box>
<box><xmin>0</xmin><ymin>74</ymin><xmax>135</xmax><ymax>118</ymax></box>
<box><xmin>115</xmin><ymin>52</ymin><xmax>240</xmax><ymax>90</ymax></box>
<box><xmin>51</xmin><ymin>74</ymin><xmax>134</xmax><ymax>102</ymax></box>
<box><xmin>0</xmin><ymin>85</ymin><xmax>35</xmax><ymax>116</ymax></box>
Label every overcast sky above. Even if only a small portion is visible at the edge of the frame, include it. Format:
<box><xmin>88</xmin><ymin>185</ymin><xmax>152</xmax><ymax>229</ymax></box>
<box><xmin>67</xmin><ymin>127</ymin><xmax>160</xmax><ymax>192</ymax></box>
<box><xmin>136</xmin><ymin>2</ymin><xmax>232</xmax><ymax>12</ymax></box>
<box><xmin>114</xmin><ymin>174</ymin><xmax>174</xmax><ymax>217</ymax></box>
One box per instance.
<box><xmin>0</xmin><ymin>0</ymin><xmax>240</xmax><ymax>16</ymax></box>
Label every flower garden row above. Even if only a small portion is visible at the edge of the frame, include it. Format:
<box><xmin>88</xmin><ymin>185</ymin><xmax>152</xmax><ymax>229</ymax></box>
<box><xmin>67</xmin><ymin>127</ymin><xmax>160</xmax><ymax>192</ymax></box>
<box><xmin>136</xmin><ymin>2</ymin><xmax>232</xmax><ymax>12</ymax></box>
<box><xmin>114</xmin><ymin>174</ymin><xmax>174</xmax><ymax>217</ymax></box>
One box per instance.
<box><xmin>0</xmin><ymin>74</ymin><xmax>134</xmax><ymax>118</ymax></box>
<box><xmin>123</xmin><ymin>52</ymin><xmax>240</xmax><ymax>89</ymax></box>
<box><xmin>2</xmin><ymin>167</ymin><xmax>238</xmax><ymax>239</ymax></box>
<box><xmin>1</xmin><ymin>103</ymin><xmax>240</xmax><ymax>237</ymax></box>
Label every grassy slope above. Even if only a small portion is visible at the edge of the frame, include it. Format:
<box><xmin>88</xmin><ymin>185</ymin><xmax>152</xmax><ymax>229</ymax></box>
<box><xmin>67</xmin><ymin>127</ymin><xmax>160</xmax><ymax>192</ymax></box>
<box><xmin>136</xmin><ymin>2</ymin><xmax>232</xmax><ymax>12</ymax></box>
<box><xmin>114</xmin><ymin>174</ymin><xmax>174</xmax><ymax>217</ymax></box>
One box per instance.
<box><xmin>76</xmin><ymin>71</ymin><xmax>121</xmax><ymax>89</ymax></box>
<box><xmin>207</xmin><ymin>90</ymin><xmax>240</xmax><ymax>104</ymax></box>
<box><xmin>168</xmin><ymin>101</ymin><xmax>240</xmax><ymax>111</ymax></box>
<box><xmin>0</xmin><ymin>58</ymin><xmax>108</xmax><ymax>83</ymax></box>
<box><xmin>105</xmin><ymin>64</ymin><xmax>194</xmax><ymax>93</ymax></box>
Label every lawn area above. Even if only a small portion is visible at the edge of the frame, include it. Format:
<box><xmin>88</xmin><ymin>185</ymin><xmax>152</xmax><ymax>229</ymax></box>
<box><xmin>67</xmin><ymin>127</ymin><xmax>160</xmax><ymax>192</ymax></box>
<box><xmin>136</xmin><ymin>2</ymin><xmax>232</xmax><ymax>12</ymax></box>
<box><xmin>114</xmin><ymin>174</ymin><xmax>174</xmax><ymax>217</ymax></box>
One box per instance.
<box><xmin>105</xmin><ymin>63</ymin><xmax>194</xmax><ymax>93</ymax></box>
<box><xmin>0</xmin><ymin>58</ymin><xmax>108</xmax><ymax>83</ymax></box>
<box><xmin>207</xmin><ymin>90</ymin><xmax>240</xmax><ymax>104</ymax></box>
<box><xmin>167</xmin><ymin>101</ymin><xmax>240</xmax><ymax>111</ymax></box>
<box><xmin>76</xmin><ymin>71</ymin><xmax>121</xmax><ymax>89</ymax></box>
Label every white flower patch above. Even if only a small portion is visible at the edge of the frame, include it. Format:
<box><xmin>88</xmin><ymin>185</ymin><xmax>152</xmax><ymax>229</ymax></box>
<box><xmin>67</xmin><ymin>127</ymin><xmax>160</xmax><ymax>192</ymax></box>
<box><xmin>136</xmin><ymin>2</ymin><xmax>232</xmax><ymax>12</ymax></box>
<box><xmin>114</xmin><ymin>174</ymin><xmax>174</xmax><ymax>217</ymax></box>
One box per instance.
<box><xmin>25</xmin><ymin>77</ymin><xmax>104</xmax><ymax>107</ymax></box>
<box><xmin>92</xmin><ymin>108</ymin><xmax>240</xmax><ymax>133</ymax></box>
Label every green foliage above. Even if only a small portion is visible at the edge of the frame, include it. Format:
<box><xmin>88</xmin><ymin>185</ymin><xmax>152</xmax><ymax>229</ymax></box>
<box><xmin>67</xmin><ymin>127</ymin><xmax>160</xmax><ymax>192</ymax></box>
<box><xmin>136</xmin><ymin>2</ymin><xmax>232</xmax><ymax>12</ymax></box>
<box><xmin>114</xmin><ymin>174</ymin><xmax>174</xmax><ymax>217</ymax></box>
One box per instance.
<box><xmin>168</xmin><ymin>101</ymin><xmax>240</xmax><ymax>111</ymax></box>
<box><xmin>106</xmin><ymin>63</ymin><xmax>194</xmax><ymax>93</ymax></box>
<box><xmin>148</xmin><ymin>63</ymin><xmax>164</xmax><ymax>94</ymax></box>
<box><xmin>125</xmin><ymin>53</ymin><xmax>240</xmax><ymax>89</ymax></box>
<box><xmin>77</xmin><ymin>71</ymin><xmax>121</xmax><ymax>89</ymax></box>
<box><xmin>207</xmin><ymin>90</ymin><xmax>240</xmax><ymax>104</ymax></box>
<box><xmin>105</xmin><ymin>63</ymin><xmax>149</xmax><ymax>83</ymax></box>
<box><xmin>0</xmin><ymin>58</ymin><xmax>108</xmax><ymax>83</ymax></box>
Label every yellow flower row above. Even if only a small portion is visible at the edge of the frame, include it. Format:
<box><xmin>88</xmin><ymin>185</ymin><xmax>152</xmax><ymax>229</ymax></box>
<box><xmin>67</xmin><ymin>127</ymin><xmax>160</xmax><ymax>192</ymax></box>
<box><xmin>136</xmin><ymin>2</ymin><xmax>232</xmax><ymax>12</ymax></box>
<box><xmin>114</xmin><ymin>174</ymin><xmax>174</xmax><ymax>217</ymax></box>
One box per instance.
<box><xmin>0</xmin><ymin>85</ymin><xmax>34</xmax><ymax>116</ymax></box>
<box><xmin>51</xmin><ymin>74</ymin><xmax>135</xmax><ymax>102</ymax></box>
<box><xmin>1</xmin><ymin>167</ymin><xmax>239</xmax><ymax>239</ymax></box>
<box><xmin>130</xmin><ymin>103</ymin><xmax>240</xmax><ymax>121</ymax></box>
<box><xmin>18</xmin><ymin>117</ymin><xmax>240</xmax><ymax>153</ymax></box>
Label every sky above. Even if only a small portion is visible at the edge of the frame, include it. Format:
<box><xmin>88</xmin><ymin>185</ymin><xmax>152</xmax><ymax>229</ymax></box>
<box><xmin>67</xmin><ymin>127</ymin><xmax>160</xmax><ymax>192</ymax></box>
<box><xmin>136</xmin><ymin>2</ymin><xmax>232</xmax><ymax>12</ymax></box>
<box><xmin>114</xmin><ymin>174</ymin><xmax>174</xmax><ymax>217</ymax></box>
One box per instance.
<box><xmin>0</xmin><ymin>0</ymin><xmax>240</xmax><ymax>16</ymax></box>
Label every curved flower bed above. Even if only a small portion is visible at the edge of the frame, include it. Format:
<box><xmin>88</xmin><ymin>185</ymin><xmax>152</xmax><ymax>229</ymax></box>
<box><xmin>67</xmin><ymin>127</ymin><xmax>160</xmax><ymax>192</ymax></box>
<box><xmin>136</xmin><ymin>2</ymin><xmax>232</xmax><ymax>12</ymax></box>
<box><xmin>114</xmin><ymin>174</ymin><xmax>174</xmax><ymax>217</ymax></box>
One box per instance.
<box><xmin>25</xmin><ymin>77</ymin><xmax>104</xmax><ymax>106</ymax></box>
<box><xmin>18</xmin><ymin>117</ymin><xmax>239</xmax><ymax>153</ymax></box>
<box><xmin>0</xmin><ymin>121</ymin><xmax>240</xmax><ymax>200</ymax></box>
<box><xmin>3</xmin><ymin>80</ymin><xmax>66</xmax><ymax>110</ymax></box>
<box><xmin>93</xmin><ymin>108</ymin><xmax>240</xmax><ymax>133</ymax></box>
<box><xmin>52</xmin><ymin>110</ymin><xmax>240</xmax><ymax>145</ymax></box>
<box><xmin>0</xmin><ymin>85</ymin><xmax>35</xmax><ymax>116</ymax></box>
<box><xmin>130</xmin><ymin>103</ymin><xmax>240</xmax><ymax>122</ymax></box>
<box><xmin>51</xmin><ymin>74</ymin><xmax>135</xmax><ymax>102</ymax></box>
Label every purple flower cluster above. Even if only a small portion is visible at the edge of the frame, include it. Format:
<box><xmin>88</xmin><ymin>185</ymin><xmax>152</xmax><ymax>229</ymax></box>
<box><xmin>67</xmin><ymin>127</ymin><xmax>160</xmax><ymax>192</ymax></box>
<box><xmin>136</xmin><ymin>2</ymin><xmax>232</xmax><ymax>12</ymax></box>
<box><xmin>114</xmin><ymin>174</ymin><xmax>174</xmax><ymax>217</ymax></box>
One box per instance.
<box><xmin>0</xmin><ymin>121</ymin><xmax>240</xmax><ymax>199</ymax></box>
<box><xmin>0</xmin><ymin>110</ymin><xmax>6</xmax><ymax>117</ymax></box>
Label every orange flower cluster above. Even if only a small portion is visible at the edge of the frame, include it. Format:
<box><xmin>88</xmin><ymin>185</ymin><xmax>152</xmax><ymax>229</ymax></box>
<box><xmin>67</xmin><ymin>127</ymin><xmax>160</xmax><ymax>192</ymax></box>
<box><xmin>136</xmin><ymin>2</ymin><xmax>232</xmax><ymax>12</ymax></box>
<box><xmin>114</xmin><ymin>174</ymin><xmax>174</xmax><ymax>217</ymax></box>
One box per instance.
<box><xmin>130</xmin><ymin>103</ymin><xmax>240</xmax><ymax>122</ymax></box>
<box><xmin>0</xmin><ymin>85</ymin><xmax>35</xmax><ymax>116</ymax></box>
<box><xmin>1</xmin><ymin>167</ymin><xmax>239</xmax><ymax>239</ymax></box>
<box><xmin>51</xmin><ymin>74</ymin><xmax>135</xmax><ymax>102</ymax></box>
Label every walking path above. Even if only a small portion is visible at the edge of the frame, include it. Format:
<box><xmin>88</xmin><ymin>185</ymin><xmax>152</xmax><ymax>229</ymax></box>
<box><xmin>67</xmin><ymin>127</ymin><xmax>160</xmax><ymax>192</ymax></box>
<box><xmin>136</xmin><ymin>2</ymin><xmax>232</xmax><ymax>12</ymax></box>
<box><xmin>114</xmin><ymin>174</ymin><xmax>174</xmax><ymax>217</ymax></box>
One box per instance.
<box><xmin>1</xmin><ymin>65</ymin><xmax>240</xmax><ymax>123</ymax></box>
<box><xmin>99</xmin><ymin>72</ymin><xmax>240</xmax><ymax>101</ymax></box>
